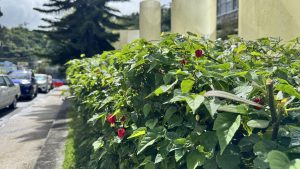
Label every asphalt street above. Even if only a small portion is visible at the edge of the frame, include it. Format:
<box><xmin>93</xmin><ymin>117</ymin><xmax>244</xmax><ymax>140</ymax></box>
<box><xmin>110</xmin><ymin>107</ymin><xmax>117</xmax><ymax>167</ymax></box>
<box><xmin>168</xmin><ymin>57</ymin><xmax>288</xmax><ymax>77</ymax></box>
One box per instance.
<box><xmin>0</xmin><ymin>88</ymin><xmax>68</xmax><ymax>169</ymax></box>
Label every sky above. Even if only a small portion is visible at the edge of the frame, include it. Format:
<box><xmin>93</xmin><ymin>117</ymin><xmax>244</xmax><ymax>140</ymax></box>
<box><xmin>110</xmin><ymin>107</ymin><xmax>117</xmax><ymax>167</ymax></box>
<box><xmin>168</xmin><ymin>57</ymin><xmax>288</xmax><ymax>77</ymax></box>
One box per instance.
<box><xmin>0</xmin><ymin>0</ymin><xmax>171</xmax><ymax>29</ymax></box>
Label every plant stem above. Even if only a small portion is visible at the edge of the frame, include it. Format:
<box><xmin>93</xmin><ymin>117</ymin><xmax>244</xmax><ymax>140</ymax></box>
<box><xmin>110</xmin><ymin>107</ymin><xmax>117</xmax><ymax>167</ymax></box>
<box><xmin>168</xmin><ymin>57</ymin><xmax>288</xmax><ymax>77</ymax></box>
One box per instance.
<box><xmin>286</xmin><ymin>107</ymin><xmax>300</xmax><ymax>112</ymax></box>
<box><xmin>267</xmin><ymin>79</ymin><xmax>277</xmax><ymax>124</ymax></box>
<box><xmin>272</xmin><ymin>108</ymin><xmax>283</xmax><ymax>140</ymax></box>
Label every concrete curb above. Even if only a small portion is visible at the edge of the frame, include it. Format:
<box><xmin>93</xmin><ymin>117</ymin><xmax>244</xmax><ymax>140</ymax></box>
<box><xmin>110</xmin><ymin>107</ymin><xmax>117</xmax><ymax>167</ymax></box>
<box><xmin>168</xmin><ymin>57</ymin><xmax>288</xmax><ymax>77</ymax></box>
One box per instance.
<box><xmin>34</xmin><ymin>99</ymin><xmax>70</xmax><ymax>169</ymax></box>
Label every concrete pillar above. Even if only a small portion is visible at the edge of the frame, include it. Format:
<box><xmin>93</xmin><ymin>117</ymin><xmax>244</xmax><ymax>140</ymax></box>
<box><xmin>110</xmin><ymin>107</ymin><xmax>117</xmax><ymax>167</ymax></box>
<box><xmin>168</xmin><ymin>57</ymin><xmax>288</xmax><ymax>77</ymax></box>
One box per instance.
<box><xmin>171</xmin><ymin>0</ymin><xmax>217</xmax><ymax>40</ymax></box>
<box><xmin>113</xmin><ymin>30</ymin><xmax>140</xmax><ymax>49</ymax></box>
<box><xmin>239</xmin><ymin>0</ymin><xmax>300</xmax><ymax>41</ymax></box>
<box><xmin>139</xmin><ymin>0</ymin><xmax>161</xmax><ymax>41</ymax></box>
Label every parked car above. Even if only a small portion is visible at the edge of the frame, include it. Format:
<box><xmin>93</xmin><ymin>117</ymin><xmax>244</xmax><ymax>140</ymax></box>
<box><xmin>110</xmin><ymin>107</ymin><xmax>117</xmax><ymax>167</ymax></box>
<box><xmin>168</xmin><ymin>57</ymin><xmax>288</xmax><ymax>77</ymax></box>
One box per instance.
<box><xmin>52</xmin><ymin>79</ymin><xmax>65</xmax><ymax>88</ymax></box>
<box><xmin>8</xmin><ymin>70</ymin><xmax>38</xmax><ymax>99</ymax></box>
<box><xmin>0</xmin><ymin>74</ymin><xmax>20</xmax><ymax>110</ymax></box>
<box><xmin>35</xmin><ymin>74</ymin><xmax>50</xmax><ymax>93</ymax></box>
<box><xmin>48</xmin><ymin>75</ymin><xmax>53</xmax><ymax>89</ymax></box>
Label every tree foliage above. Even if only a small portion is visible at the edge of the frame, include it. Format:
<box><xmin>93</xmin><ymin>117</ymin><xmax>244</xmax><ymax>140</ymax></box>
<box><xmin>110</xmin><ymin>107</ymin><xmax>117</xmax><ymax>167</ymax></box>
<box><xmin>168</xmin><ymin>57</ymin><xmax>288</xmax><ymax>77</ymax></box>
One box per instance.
<box><xmin>34</xmin><ymin>0</ymin><xmax>129</xmax><ymax>64</ymax></box>
<box><xmin>0</xmin><ymin>26</ymin><xmax>50</xmax><ymax>63</ymax></box>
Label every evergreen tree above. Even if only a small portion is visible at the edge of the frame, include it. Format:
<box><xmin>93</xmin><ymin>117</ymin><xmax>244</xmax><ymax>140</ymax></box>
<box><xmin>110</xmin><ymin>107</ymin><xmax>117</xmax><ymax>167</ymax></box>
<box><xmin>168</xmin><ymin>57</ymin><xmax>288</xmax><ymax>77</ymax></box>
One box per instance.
<box><xmin>34</xmin><ymin>0</ymin><xmax>128</xmax><ymax>64</ymax></box>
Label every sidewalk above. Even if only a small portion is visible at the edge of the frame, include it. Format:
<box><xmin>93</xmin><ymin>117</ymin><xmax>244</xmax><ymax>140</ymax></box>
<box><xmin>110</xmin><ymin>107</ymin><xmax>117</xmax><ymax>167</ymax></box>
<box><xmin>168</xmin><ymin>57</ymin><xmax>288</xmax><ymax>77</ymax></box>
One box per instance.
<box><xmin>0</xmin><ymin>87</ymin><xmax>69</xmax><ymax>169</ymax></box>
<box><xmin>34</xmin><ymin>100</ymin><xmax>70</xmax><ymax>169</ymax></box>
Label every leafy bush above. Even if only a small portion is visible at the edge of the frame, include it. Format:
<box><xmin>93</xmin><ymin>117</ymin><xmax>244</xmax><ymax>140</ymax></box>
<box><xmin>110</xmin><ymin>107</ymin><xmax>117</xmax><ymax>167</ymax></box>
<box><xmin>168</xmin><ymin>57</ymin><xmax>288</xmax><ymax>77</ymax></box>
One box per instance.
<box><xmin>66</xmin><ymin>33</ymin><xmax>300</xmax><ymax>169</ymax></box>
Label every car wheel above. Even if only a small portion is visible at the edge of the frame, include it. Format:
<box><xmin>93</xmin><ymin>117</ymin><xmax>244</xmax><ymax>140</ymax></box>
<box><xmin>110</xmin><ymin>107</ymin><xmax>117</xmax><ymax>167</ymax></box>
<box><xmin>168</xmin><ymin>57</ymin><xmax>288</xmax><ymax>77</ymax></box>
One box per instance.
<box><xmin>34</xmin><ymin>90</ymin><xmax>38</xmax><ymax>97</ymax></box>
<box><xmin>9</xmin><ymin>97</ymin><xmax>17</xmax><ymax>109</ymax></box>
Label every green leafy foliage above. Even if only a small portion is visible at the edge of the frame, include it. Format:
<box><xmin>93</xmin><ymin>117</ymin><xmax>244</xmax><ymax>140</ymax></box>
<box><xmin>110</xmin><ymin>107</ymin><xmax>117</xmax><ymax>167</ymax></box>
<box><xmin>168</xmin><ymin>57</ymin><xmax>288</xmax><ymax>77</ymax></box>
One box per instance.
<box><xmin>0</xmin><ymin>26</ymin><xmax>50</xmax><ymax>62</ymax></box>
<box><xmin>66</xmin><ymin>33</ymin><xmax>300</xmax><ymax>168</ymax></box>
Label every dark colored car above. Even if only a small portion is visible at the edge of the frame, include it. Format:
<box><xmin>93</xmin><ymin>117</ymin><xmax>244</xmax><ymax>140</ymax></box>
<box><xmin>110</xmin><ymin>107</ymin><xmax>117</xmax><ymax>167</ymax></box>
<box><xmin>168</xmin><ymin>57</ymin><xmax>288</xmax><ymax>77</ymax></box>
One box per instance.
<box><xmin>8</xmin><ymin>70</ymin><xmax>38</xmax><ymax>99</ymax></box>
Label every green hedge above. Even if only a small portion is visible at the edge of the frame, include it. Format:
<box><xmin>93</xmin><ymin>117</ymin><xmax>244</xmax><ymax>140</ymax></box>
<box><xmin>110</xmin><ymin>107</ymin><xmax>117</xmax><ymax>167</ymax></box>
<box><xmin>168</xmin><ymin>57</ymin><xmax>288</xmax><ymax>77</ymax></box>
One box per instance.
<box><xmin>66</xmin><ymin>33</ymin><xmax>300</xmax><ymax>169</ymax></box>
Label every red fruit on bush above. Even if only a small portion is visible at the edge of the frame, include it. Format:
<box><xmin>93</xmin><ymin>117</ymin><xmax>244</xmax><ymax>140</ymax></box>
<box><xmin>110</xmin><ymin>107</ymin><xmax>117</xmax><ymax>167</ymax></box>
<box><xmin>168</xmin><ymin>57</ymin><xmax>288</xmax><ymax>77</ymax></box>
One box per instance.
<box><xmin>195</xmin><ymin>49</ymin><xmax>204</xmax><ymax>57</ymax></box>
<box><xmin>180</xmin><ymin>59</ymin><xmax>188</xmax><ymax>65</ymax></box>
<box><xmin>107</xmin><ymin>114</ymin><xmax>116</xmax><ymax>124</ymax></box>
<box><xmin>253</xmin><ymin>98</ymin><xmax>263</xmax><ymax>110</ymax></box>
<box><xmin>117</xmin><ymin>128</ymin><xmax>126</xmax><ymax>139</ymax></box>
<box><xmin>254</xmin><ymin>98</ymin><xmax>262</xmax><ymax>103</ymax></box>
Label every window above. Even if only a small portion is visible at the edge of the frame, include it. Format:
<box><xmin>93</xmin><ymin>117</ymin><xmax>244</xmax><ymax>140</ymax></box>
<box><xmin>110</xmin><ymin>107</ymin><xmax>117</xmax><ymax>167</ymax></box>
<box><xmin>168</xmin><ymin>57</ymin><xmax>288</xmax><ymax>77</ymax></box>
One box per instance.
<box><xmin>217</xmin><ymin>0</ymin><xmax>238</xmax><ymax>16</ymax></box>
<box><xmin>4</xmin><ymin>76</ymin><xmax>14</xmax><ymax>87</ymax></box>
<box><xmin>233</xmin><ymin>0</ymin><xmax>238</xmax><ymax>10</ymax></box>
<box><xmin>0</xmin><ymin>76</ymin><xmax>7</xmax><ymax>86</ymax></box>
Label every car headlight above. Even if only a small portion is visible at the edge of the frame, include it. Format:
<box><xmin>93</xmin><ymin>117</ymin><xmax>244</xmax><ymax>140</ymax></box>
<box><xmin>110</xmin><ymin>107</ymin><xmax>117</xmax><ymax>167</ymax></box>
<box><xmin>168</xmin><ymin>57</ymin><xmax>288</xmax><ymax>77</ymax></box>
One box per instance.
<box><xmin>21</xmin><ymin>80</ymin><xmax>31</xmax><ymax>85</ymax></box>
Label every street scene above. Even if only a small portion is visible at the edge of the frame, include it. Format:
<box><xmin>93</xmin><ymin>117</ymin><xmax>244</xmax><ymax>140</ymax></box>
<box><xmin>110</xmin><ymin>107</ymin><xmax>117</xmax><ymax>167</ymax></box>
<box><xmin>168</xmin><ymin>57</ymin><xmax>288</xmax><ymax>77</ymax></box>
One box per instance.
<box><xmin>1</xmin><ymin>0</ymin><xmax>300</xmax><ymax>169</ymax></box>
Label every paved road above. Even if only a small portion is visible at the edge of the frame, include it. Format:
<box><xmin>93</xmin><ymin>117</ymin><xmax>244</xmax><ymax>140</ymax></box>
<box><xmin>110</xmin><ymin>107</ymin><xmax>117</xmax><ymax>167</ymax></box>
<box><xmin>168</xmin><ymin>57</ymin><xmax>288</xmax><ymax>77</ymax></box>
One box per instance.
<box><xmin>0</xmin><ymin>88</ymin><xmax>67</xmax><ymax>169</ymax></box>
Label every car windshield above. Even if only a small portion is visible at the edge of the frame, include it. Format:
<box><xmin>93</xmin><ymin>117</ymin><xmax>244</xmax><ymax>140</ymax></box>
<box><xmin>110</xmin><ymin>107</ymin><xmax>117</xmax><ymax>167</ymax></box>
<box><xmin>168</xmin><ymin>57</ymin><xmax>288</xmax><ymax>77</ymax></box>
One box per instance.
<box><xmin>35</xmin><ymin>75</ymin><xmax>47</xmax><ymax>81</ymax></box>
<box><xmin>8</xmin><ymin>72</ymin><xmax>31</xmax><ymax>80</ymax></box>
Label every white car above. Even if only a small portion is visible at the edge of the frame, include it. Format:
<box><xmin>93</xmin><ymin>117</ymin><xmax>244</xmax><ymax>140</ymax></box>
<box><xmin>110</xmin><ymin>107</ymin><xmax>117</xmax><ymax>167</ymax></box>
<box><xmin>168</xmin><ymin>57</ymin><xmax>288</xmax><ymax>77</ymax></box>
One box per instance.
<box><xmin>0</xmin><ymin>74</ymin><xmax>20</xmax><ymax>110</ymax></box>
<box><xmin>35</xmin><ymin>74</ymin><xmax>50</xmax><ymax>93</ymax></box>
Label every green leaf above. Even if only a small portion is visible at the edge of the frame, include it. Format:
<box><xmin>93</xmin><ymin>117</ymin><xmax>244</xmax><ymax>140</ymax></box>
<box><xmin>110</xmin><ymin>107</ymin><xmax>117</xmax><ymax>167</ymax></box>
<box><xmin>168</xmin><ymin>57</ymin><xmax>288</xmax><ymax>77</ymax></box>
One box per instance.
<box><xmin>150</xmin><ymin>79</ymin><xmax>178</xmax><ymax>97</ymax></box>
<box><xmin>174</xmin><ymin>138</ymin><xmax>187</xmax><ymax>145</ymax></box>
<box><xmin>216</xmin><ymin>145</ymin><xmax>241</xmax><ymax>169</ymax></box>
<box><xmin>181</xmin><ymin>79</ymin><xmax>195</xmax><ymax>93</ymax></box>
<box><xmin>155</xmin><ymin>154</ymin><xmax>163</xmax><ymax>164</ymax></box>
<box><xmin>217</xmin><ymin>104</ymin><xmax>248</xmax><ymax>114</ymax></box>
<box><xmin>206</xmin><ymin>63</ymin><xmax>232</xmax><ymax>70</ymax></box>
<box><xmin>92</xmin><ymin>137</ymin><xmax>104</xmax><ymax>151</ymax></box>
<box><xmin>137</xmin><ymin>128</ymin><xmax>164</xmax><ymax>155</ymax></box>
<box><xmin>186</xmin><ymin>95</ymin><xmax>205</xmax><ymax>114</ymax></box>
<box><xmin>233</xmin><ymin>85</ymin><xmax>253</xmax><ymax>98</ymax></box>
<box><xmin>143</xmin><ymin>104</ymin><xmax>152</xmax><ymax>117</ymax></box>
<box><xmin>168</xmin><ymin>95</ymin><xmax>187</xmax><ymax>103</ymax></box>
<box><xmin>238</xmin><ymin>135</ymin><xmax>260</xmax><ymax>152</ymax></box>
<box><xmin>267</xmin><ymin>150</ymin><xmax>300</xmax><ymax>169</ymax></box>
<box><xmin>175</xmin><ymin>148</ymin><xmax>186</xmax><ymax>162</ymax></box>
<box><xmin>204</xmin><ymin>100</ymin><xmax>220</xmax><ymax>118</ymax></box>
<box><xmin>145</xmin><ymin>119</ymin><xmax>158</xmax><ymax>129</ymax></box>
<box><xmin>205</xmin><ymin>90</ymin><xmax>263</xmax><ymax>108</ymax></box>
<box><xmin>99</xmin><ymin>96</ymin><xmax>113</xmax><ymax>109</ymax></box>
<box><xmin>128</xmin><ymin>127</ymin><xmax>147</xmax><ymax>139</ymax></box>
<box><xmin>163</xmin><ymin>106</ymin><xmax>177</xmax><ymax>123</ymax></box>
<box><xmin>198</xmin><ymin>132</ymin><xmax>218</xmax><ymax>152</ymax></box>
<box><xmin>236</xmin><ymin>44</ymin><xmax>247</xmax><ymax>53</ymax></box>
<box><xmin>88</xmin><ymin>113</ymin><xmax>106</xmax><ymax>124</ymax></box>
<box><xmin>251</xmin><ymin>51</ymin><xmax>262</xmax><ymax>56</ymax></box>
<box><xmin>213</xmin><ymin>114</ymin><xmax>241</xmax><ymax>154</ymax></box>
<box><xmin>145</xmin><ymin>162</ymin><xmax>155</xmax><ymax>169</ymax></box>
<box><xmin>187</xmin><ymin>150</ymin><xmax>206</xmax><ymax>169</ymax></box>
<box><xmin>275</xmin><ymin>83</ymin><xmax>300</xmax><ymax>99</ymax></box>
<box><xmin>203</xmin><ymin>158</ymin><xmax>218</xmax><ymax>169</ymax></box>
<box><xmin>247</xmin><ymin>120</ymin><xmax>270</xmax><ymax>129</ymax></box>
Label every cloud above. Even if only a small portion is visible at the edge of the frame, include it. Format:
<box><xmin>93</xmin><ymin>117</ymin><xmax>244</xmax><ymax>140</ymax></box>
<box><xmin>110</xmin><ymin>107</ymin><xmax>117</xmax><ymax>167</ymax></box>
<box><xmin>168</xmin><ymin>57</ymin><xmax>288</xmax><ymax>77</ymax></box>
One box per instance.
<box><xmin>0</xmin><ymin>0</ymin><xmax>50</xmax><ymax>29</ymax></box>
<box><xmin>108</xmin><ymin>0</ymin><xmax>171</xmax><ymax>15</ymax></box>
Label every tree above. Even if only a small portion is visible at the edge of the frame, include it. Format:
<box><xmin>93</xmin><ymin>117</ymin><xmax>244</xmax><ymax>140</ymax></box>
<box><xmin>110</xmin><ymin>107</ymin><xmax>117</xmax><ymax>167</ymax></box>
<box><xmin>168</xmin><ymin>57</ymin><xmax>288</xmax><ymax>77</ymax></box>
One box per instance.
<box><xmin>161</xmin><ymin>6</ymin><xmax>171</xmax><ymax>32</ymax></box>
<box><xmin>0</xmin><ymin>26</ymin><xmax>50</xmax><ymax>63</ymax></box>
<box><xmin>34</xmin><ymin>0</ymin><xmax>129</xmax><ymax>64</ymax></box>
